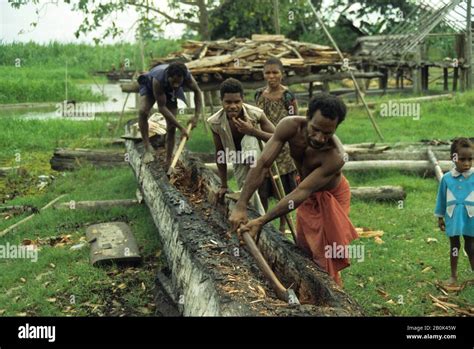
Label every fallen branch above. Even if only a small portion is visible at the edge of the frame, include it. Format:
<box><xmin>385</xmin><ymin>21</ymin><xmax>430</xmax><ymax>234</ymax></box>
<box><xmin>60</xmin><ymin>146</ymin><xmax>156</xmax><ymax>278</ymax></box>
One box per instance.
<box><xmin>53</xmin><ymin>199</ymin><xmax>139</xmax><ymax>210</ymax></box>
<box><xmin>0</xmin><ymin>194</ymin><xmax>67</xmax><ymax>238</ymax></box>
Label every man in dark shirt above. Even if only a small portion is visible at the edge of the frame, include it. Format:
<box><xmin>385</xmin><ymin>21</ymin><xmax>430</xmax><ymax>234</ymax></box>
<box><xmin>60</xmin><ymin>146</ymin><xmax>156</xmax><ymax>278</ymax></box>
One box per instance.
<box><xmin>137</xmin><ymin>62</ymin><xmax>203</xmax><ymax>167</ymax></box>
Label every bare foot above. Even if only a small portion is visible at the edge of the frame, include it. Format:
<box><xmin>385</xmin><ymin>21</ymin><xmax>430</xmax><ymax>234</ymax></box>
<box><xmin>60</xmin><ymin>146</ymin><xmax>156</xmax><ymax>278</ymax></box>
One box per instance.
<box><xmin>443</xmin><ymin>276</ymin><xmax>457</xmax><ymax>286</ymax></box>
<box><xmin>143</xmin><ymin>150</ymin><xmax>155</xmax><ymax>164</ymax></box>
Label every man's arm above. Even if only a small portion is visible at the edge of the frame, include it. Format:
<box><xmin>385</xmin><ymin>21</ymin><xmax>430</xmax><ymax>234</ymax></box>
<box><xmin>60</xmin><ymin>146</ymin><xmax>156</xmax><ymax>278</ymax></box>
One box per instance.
<box><xmin>229</xmin><ymin>118</ymin><xmax>294</xmax><ymax>230</ymax></box>
<box><xmin>184</xmin><ymin>75</ymin><xmax>203</xmax><ymax>127</ymax></box>
<box><xmin>331</xmin><ymin>134</ymin><xmax>345</xmax><ymax>158</ymax></box>
<box><xmin>152</xmin><ymin>79</ymin><xmax>186</xmax><ymax>132</ymax></box>
<box><xmin>253</xmin><ymin>113</ymin><xmax>275</xmax><ymax>142</ymax></box>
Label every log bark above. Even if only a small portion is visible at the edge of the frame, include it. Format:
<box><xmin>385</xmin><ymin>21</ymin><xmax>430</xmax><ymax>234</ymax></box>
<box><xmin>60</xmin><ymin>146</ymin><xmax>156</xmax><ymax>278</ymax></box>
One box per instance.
<box><xmin>342</xmin><ymin>160</ymin><xmax>452</xmax><ymax>174</ymax></box>
<box><xmin>0</xmin><ymin>167</ymin><xmax>19</xmax><ymax>177</ymax></box>
<box><xmin>427</xmin><ymin>147</ymin><xmax>444</xmax><ymax>182</ymax></box>
<box><xmin>350</xmin><ymin>186</ymin><xmax>406</xmax><ymax>201</ymax></box>
<box><xmin>347</xmin><ymin>149</ymin><xmax>451</xmax><ymax>161</ymax></box>
<box><xmin>50</xmin><ymin>148</ymin><xmax>127</xmax><ymax>171</ymax></box>
<box><xmin>53</xmin><ymin>199</ymin><xmax>139</xmax><ymax>210</ymax></box>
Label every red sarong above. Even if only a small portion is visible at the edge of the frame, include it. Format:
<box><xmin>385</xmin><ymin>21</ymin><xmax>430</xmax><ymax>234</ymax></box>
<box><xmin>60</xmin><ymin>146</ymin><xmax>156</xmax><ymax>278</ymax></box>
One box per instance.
<box><xmin>296</xmin><ymin>175</ymin><xmax>358</xmax><ymax>286</ymax></box>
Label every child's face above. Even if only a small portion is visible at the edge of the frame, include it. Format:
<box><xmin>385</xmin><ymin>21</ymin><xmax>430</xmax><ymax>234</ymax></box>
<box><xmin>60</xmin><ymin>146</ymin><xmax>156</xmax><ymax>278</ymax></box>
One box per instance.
<box><xmin>453</xmin><ymin>146</ymin><xmax>473</xmax><ymax>173</ymax></box>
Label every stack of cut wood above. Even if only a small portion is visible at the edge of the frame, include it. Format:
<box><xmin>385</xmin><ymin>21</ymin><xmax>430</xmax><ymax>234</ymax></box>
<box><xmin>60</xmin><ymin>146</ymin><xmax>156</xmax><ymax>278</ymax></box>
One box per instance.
<box><xmin>152</xmin><ymin>34</ymin><xmax>343</xmax><ymax>84</ymax></box>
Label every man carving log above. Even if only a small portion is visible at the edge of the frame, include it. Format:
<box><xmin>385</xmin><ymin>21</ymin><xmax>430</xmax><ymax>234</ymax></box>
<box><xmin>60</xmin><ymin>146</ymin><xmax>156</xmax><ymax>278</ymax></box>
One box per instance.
<box><xmin>137</xmin><ymin>62</ymin><xmax>203</xmax><ymax>168</ymax></box>
<box><xmin>229</xmin><ymin>93</ymin><xmax>358</xmax><ymax>286</ymax></box>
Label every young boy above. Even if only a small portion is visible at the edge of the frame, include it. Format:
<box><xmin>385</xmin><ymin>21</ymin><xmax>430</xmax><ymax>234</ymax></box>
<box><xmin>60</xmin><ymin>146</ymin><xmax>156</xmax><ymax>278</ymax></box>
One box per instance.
<box><xmin>207</xmin><ymin>78</ymin><xmax>275</xmax><ymax>214</ymax></box>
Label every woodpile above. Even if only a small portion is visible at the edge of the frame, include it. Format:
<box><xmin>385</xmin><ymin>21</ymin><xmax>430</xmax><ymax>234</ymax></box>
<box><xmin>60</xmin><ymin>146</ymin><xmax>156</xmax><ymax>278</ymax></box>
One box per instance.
<box><xmin>152</xmin><ymin>34</ymin><xmax>344</xmax><ymax>85</ymax></box>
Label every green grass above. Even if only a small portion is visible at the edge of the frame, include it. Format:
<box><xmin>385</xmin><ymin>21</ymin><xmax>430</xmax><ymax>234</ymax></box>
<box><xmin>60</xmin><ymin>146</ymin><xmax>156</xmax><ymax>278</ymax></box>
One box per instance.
<box><xmin>0</xmin><ymin>41</ymin><xmax>181</xmax><ymax>73</ymax></box>
<box><xmin>0</xmin><ymin>40</ymin><xmax>182</xmax><ymax>104</ymax></box>
<box><xmin>336</xmin><ymin>91</ymin><xmax>474</xmax><ymax>144</ymax></box>
<box><xmin>0</xmin><ymin>166</ymin><xmax>163</xmax><ymax>316</ymax></box>
<box><xmin>0</xmin><ymin>111</ymin><xmax>164</xmax><ymax>316</ymax></box>
<box><xmin>343</xmin><ymin>171</ymin><xmax>473</xmax><ymax>316</ymax></box>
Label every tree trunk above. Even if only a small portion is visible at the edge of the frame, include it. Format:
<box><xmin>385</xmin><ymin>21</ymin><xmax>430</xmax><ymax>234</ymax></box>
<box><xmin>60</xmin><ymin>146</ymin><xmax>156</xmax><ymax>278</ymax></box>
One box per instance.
<box><xmin>197</xmin><ymin>0</ymin><xmax>210</xmax><ymax>40</ymax></box>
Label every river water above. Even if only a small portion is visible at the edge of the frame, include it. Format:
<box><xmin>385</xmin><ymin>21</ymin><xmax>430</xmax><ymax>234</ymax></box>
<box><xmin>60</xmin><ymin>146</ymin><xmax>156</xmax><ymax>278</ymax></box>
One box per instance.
<box><xmin>0</xmin><ymin>83</ymin><xmax>190</xmax><ymax>120</ymax></box>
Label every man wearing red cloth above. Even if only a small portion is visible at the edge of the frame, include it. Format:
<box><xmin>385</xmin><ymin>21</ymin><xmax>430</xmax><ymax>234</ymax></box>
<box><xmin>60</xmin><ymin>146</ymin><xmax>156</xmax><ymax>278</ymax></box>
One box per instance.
<box><xmin>229</xmin><ymin>93</ymin><xmax>358</xmax><ymax>286</ymax></box>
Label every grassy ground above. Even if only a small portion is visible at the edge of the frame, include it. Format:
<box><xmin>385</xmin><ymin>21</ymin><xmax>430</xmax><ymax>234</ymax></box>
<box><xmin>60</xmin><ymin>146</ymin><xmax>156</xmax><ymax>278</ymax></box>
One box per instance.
<box><xmin>0</xmin><ymin>89</ymin><xmax>473</xmax><ymax>316</ymax></box>
<box><xmin>0</xmin><ymin>41</ymin><xmax>181</xmax><ymax>104</ymax></box>
<box><xmin>0</xmin><ymin>113</ymin><xmax>164</xmax><ymax>316</ymax></box>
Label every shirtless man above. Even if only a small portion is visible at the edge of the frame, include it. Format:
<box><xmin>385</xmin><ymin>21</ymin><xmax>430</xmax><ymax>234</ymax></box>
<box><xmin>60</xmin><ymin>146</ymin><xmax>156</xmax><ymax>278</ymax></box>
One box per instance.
<box><xmin>229</xmin><ymin>93</ymin><xmax>358</xmax><ymax>285</ymax></box>
<box><xmin>137</xmin><ymin>62</ymin><xmax>202</xmax><ymax>168</ymax></box>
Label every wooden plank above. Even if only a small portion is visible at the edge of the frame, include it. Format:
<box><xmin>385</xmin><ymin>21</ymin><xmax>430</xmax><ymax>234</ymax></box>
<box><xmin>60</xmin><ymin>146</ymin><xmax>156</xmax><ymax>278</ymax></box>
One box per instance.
<box><xmin>251</xmin><ymin>34</ymin><xmax>286</xmax><ymax>42</ymax></box>
<box><xmin>121</xmin><ymin>72</ymin><xmax>383</xmax><ymax>93</ymax></box>
<box><xmin>343</xmin><ymin>160</ymin><xmax>452</xmax><ymax>173</ymax></box>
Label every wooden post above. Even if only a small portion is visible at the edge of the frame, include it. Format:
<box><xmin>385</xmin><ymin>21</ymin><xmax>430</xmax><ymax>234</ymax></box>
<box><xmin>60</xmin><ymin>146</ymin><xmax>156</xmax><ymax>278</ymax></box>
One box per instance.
<box><xmin>422</xmin><ymin>66</ymin><xmax>430</xmax><ymax>91</ymax></box>
<box><xmin>204</xmin><ymin>91</ymin><xmax>214</xmax><ymax>114</ymax></box>
<box><xmin>378</xmin><ymin>67</ymin><xmax>388</xmax><ymax>90</ymax></box>
<box><xmin>455</xmin><ymin>34</ymin><xmax>464</xmax><ymax>91</ymax></box>
<box><xmin>420</xmin><ymin>42</ymin><xmax>429</xmax><ymax>92</ymax></box>
<box><xmin>466</xmin><ymin>0</ymin><xmax>472</xmax><ymax>90</ymax></box>
<box><xmin>322</xmin><ymin>80</ymin><xmax>329</xmax><ymax>92</ymax></box>
<box><xmin>453</xmin><ymin>67</ymin><xmax>459</xmax><ymax>91</ymax></box>
<box><xmin>413</xmin><ymin>68</ymin><xmax>422</xmax><ymax>94</ymax></box>
<box><xmin>443</xmin><ymin>67</ymin><xmax>449</xmax><ymax>91</ymax></box>
<box><xmin>273</xmin><ymin>0</ymin><xmax>281</xmax><ymax>35</ymax></box>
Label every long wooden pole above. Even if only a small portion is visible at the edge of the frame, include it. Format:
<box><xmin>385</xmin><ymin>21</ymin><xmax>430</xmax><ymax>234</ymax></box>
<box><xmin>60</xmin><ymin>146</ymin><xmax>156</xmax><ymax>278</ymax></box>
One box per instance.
<box><xmin>257</xmin><ymin>140</ymin><xmax>297</xmax><ymax>242</ymax></box>
<box><xmin>306</xmin><ymin>0</ymin><xmax>384</xmax><ymax>141</ymax></box>
<box><xmin>0</xmin><ymin>194</ymin><xmax>67</xmax><ymax>238</ymax></box>
<box><xmin>427</xmin><ymin>146</ymin><xmax>444</xmax><ymax>182</ymax></box>
<box><xmin>466</xmin><ymin>0</ymin><xmax>472</xmax><ymax>90</ymax></box>
<box><xmin>167</xmin><ymin>124</ymin><xmax>193</xmax><ymax>175</ymax></box>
